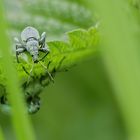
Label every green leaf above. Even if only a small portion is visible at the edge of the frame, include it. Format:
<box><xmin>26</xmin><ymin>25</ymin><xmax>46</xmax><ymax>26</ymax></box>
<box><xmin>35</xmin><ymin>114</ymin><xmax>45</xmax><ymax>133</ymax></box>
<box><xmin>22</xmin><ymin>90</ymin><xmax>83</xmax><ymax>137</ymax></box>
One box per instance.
<box><xmin>2</xmin><ymin>0</ymin><xmax>98</xmax><ymax>114</ymax></box>
<box><xmin>0</xmin><ymin>26</ymin><xmax>98</xmax><ymax>113</ymax></box>
<box><xmin>23</xmin><ymin>0</ymin><xmax>95</xmax><ymax>28</ymax></box>
<box><xmin>18</xmin><ymin>27</ymin><xmax>98</xmax><ymax>83</ymax></box>
<box><xmin>6</xmin><ymin>0</ymin><xmax>95</xmax><ymax>40</ymax></box>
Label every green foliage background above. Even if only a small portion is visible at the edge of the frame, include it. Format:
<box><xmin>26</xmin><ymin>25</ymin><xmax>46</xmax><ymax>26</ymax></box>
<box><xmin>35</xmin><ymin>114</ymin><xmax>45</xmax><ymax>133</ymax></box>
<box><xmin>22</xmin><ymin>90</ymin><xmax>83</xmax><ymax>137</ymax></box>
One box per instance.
<box><xmin>1</xmin><ymin>0</ymin><xmax>140</xmax><ymax>140</ymax></box>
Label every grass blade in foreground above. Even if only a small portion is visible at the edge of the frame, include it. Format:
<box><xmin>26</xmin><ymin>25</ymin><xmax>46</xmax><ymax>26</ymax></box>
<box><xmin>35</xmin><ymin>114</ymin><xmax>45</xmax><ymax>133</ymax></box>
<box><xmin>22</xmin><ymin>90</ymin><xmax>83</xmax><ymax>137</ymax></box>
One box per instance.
<box><xmin>0</xmin><ymin>127</ymin><xmax>5</xmax><ymax>140</ymax></box>
<box><xmin>0</xmin><ymin>1</ymin><xmax>36</xmax><ymax>140</ymax></box>
<box><xmin>93</xmin><ymin>0</ymin><xmax>140</xmax><ymax>140</ymax></box>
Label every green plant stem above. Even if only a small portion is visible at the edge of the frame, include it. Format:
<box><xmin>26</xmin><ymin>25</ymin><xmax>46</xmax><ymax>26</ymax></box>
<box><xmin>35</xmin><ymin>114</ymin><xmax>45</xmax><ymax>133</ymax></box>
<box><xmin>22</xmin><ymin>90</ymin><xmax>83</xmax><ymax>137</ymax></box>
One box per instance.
<box><xmin>0</xmin><ymin>1</ymin><xmax>36</xmax><ymax>140</ymax></box>
<box><xmin>92</xmin><ymin>0</ymin><xmax>140</xmax><ymax>140</ymax></box>
<box><xmin>0</xmin><ymin>127</ymin><xmax>5</xmax><ymax>140</ymax></box>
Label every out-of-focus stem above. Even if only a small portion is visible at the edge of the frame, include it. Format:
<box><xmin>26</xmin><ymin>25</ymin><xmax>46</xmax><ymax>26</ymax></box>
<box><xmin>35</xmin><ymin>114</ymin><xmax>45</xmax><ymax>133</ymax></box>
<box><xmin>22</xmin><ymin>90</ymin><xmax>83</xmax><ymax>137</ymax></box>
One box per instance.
<box><xmin>0</xmin><ymin>1</ymin><xmax>36</xmax><ymax>140</ymax></box>
<box><xmin>91</xmin><ymin>0</ymin><xmax>140</xmax><ymax>140</ymax></box>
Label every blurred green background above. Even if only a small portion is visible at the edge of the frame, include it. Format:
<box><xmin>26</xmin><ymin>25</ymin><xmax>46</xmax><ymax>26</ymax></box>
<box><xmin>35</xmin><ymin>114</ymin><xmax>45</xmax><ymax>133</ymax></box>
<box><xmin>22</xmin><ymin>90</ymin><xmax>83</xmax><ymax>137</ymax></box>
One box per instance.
<box><xmin>2</xmin><ymin>0</ymin><xmax>139</xmax><ymax>139</ymax></box>
<box><xmin>0</xmin><ymin>56</ymin><xmax>127</xmax><ymax>140</ymax></box>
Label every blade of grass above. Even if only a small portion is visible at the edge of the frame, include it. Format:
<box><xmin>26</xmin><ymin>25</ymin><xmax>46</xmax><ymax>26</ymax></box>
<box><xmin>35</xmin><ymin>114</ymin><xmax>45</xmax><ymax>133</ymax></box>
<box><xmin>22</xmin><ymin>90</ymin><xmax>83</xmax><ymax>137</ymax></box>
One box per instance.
<box><xmin>0</xmin><ymin>127</ymin><xmax>5</xmax><ymax>140</ymax></box>
<box><xmin>92</xmin><ymin>0</ymin><xmax>140</xmax><ymax>140</ymax></box>
<box><xmin>0</xmin><ymin>1</ymin><xmax>36</xmax><ymax>140</ymax></box>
